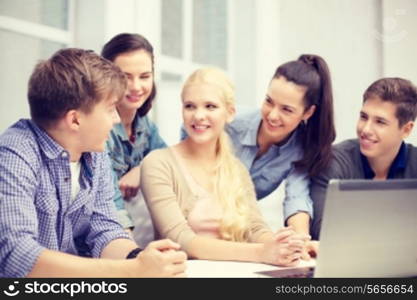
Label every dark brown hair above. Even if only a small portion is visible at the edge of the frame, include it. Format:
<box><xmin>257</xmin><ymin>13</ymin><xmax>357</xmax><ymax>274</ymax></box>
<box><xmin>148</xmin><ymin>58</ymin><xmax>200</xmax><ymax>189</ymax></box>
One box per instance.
<box><xmin>273</xmin><ymin>54</ymin><xmax>336</xmax><ymax>177</ymax></box>
<box><xmin>101</xmin><ymin>33</ymin><xmax>156</xmax><ymax>117</ymax></box>
<box><xmin>363</xmin><ymin>77</ymin><xmax>417</xmax><ymax>127</ymax></box>
<box><xmin>28</xmin><ymin>48</ymin><xmax>126</xmax><ymax>129</ymax></box>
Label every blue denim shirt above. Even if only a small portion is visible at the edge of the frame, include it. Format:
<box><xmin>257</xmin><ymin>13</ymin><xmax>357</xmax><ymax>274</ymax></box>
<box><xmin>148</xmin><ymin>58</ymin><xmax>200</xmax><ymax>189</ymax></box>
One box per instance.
<box><xmin>226</xmin><ymin>110</ymin><xmax>312</xmax><ymax>220</ymax></box>
<box><xmin>0</xmin><ymin>120</ymin><xmax>130</xmax><ymax>277</ymax></box>
<box><xmin>180</xmin><ymin>110</ymin><xmax>313</xmax><ymax>220</ymax></box>
<box><xmin>107</xmin><ymin>114</ymin><xmax>166</xmax><ymax>228</ymax></box>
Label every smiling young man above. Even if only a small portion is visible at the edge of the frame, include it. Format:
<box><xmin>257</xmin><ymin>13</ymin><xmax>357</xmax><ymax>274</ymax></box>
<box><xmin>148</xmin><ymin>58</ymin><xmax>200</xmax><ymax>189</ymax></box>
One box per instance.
<box><xmin>0</xmin><ymin>48</ymin><xmax>186</xmax><ymax>277</ymax></box>
<box><xmin>310</xmin><ymin>77</ymin><xmax>417</xmax><ymax>240</ymax></box>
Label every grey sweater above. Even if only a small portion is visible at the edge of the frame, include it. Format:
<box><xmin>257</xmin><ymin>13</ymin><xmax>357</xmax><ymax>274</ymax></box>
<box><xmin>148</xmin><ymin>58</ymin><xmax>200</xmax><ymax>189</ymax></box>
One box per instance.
<box><xmin>310</xmin><ymin>139</ymin><xmax>417</xmax><ymax>240</ymax></box>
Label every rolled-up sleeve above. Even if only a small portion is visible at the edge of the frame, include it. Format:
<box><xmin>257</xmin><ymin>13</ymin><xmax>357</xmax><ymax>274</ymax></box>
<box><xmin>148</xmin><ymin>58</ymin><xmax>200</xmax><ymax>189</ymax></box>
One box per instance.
<box><xmin>283</xmin><ymin>167</ymin><xmax>313</xmax><ymax>222</ymax></box>
<box><xmin>0</xmin><ymin>148</ymin><xmax>45</xmax><ymax>277</ymax></box>
<box><xmin>86</xmin><ymin>154</ymin><xmax>131</xmax><ymax>258</ymax></box>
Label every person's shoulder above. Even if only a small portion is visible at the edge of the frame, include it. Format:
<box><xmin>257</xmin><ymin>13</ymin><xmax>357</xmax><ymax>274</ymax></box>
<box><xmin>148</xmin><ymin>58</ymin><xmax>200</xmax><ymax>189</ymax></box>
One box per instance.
<box><xmin>405</xmin><ymin>142</ymin><xmax>417</xmax><ymax>173</ymax></box>
<box><xmin>140</xmin><ymin>115</ymin><xmax>157</xmax><ymax>130</ymax></box>
<box><xmin>0</xmin><ymin>120</ymin><xmax>39</xmax><ymax>154</ymax></box>
<box><xmin>1</xmin><ymin>119</ymin><xmax>32</xmax><ymax>141</ymax></box>
<box><xmin>332</xmin><ymin>139</ymin><xmax>361</xmax><ymax>161</ymax></box>
<box><xmin>406</xmin><ymin>142</ymin><xmax>417</xmax><ymax>155</ymax></box>
<box><xmin>141</xmin><ymin>148</ymin><xmax>180</xmax><ymax>182</ymax></box>
<box><xmin>142</xmin><ymin>147</ymin><xmax>172</xmax><ymax>166</ymax></box>
<box><xmin>107</xmin><ymin>122</ymin><xmax>124</xmax><ymax>148</ymax></box>
<box><xmin>319</xmin><ymin>139</ymin><xmax>360</xmax><ymax>178</ymax></box>
<box><xmin>333</xmin><ymin>138</ymin><xmax>359</xmax><ymax>152</ymax></box>
<box><xmin>228</xmin><ymin>110</ymin><xmax>259</xmax><ymax>134</ymax></box>
<box><xmin>0</xmin><ymin>120</ymin><xmax>42</xmax><ymax>168</ymax></box>
<box><xmin>230</xmin><ymin>110</ymin><xmax>259</xmax><ymax>126</ymax></box>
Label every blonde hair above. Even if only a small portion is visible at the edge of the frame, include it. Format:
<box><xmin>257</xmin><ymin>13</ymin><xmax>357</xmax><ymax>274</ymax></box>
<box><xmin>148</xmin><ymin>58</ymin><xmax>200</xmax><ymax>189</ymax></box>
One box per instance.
<box><xmin>182</xmin><ymin>67</ymin><xmax>251</xmax><ymax>242</ymax></box>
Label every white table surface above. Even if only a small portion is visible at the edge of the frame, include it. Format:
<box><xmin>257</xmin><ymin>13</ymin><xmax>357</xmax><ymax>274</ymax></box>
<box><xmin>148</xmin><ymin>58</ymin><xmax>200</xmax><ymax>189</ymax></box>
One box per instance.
<box><xmin>186</xmin><ymin>259</ymin><xmax>316</xmax><ymax>278</ymax></box>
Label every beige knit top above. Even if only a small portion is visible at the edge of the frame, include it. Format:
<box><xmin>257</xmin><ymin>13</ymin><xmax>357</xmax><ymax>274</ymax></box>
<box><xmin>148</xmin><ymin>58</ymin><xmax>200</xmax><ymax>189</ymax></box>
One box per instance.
<box><xmin>140</xmin><ymin>147</ymin><xmax>271</xmax><ymax>251</ymax></box>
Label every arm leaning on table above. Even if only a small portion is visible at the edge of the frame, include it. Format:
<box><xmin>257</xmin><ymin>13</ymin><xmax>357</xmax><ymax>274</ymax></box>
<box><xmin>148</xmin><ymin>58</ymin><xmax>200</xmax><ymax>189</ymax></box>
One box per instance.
<box><xmin>283</xmin><ymin>167</ymin><xmax>313</xmax><ymax>236</ymax></box>
<box><xmin>0</xmin><ymin>146</ymin><xmax>185</xmax><ymax>278</ymax></box>
<box><xmin>140</xmin><ymin>150</ymin><xmax>306</xmax><ymax>267</ymax></box>
<box><xmin>117</xmin><ymin>118</ymin><xmax>166</xmax><ymax>200</ymax></box>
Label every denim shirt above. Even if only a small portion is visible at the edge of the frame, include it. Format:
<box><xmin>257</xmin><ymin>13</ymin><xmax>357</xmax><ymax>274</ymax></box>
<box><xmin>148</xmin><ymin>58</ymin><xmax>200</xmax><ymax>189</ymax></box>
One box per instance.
<box><xmin>226</xmin><ymin>110</ymin><xmax>313</xmax><ymax>220</ymax></box>
<box><xmin>106</xmin><ymin>114</ymin><xmax>166</xmax><ymax>228</ymax></box>
<box><xmin>0</xmin><ymin>120</ymin><xmax>130</xmax><ymax>277</ymax></box>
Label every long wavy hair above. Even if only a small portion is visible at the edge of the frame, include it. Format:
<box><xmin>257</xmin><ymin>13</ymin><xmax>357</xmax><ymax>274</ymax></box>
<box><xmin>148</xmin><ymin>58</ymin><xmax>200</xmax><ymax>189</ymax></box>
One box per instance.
<box><xmin>181</xmin><ymin>67</ymin><xmax>251</xmax><ymax>241</ymax></box>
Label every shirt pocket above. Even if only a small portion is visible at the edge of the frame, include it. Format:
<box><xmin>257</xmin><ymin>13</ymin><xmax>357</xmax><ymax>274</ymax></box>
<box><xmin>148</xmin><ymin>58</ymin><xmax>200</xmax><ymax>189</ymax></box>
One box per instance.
<box><xmin>257</xmin><ymin>169</ymin><xmax>287</xmax><ymax>198</ymax></box>
<box><xmin>35</xmin><ymin>191</ymin><xmax>59</xmax><ymax>216</ymax></box>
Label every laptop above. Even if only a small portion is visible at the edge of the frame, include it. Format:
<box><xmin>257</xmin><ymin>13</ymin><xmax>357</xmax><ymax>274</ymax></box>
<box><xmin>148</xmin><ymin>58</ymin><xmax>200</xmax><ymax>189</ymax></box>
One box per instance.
<box><xmin>257</xmin><ymin>179</ymin><xmax>417</xmax><ymax>278</ymax></box>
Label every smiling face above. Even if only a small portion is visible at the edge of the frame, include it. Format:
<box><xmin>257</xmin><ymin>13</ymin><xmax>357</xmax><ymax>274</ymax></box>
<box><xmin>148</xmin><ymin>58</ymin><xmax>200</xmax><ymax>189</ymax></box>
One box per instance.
<box><xmin>260</xmin><ymin>76</ymin><xmax>315</xmax><ymax>144</ymax></box>
<box><xmin>182</xmin><ymin>83</ymin><xmax>234</xmax><ymax>146</ymax></box>
<box><xmin>113</xmin><ymin>49</ymin><xmax>154</xmax><ymax>114</ymax></box>
<box><xmin>357</xmin><ymin>97</ymin><xmax>412</xmax><ymax>161</ymax></box>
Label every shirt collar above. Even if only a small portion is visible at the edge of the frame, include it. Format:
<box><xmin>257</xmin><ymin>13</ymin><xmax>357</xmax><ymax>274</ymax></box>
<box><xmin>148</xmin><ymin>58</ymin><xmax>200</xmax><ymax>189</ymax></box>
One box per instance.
<box><xmin>112</xmin><ymin>112</ymin><xmax>146</xmax><ymax>142</ymax></box>
<box><xmin>29</xmin><ymin>120</ymin><xmax>67</xmax><ymax>160</ymax></box>
<box><xmin>360</xmin><ymin>142</ymin><xmax>407</xmax><ymax>179</ymax></box>
<box><xmin>29</xmin><ymin>120</ymin><xmax>94</xmax><ymax>175</ymax></box>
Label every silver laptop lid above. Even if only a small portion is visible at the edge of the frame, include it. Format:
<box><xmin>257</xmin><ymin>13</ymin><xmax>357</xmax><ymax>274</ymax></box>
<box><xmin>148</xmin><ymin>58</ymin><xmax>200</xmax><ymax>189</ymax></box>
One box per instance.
<box><xmin>315</xmin><ymin>179</ymin><xmax>417</xmax><ymax>277</ymax></box>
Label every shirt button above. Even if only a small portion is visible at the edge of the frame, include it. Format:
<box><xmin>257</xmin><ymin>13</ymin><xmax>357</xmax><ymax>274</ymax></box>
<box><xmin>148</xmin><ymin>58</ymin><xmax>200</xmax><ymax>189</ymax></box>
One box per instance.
<box><xmin>61</xmin><ymin>152</ymin><xmax>68</xmax><ymax>158</ymax></box>
<box><xmin>64</xmin><ymin>177</ymin><xmax>70</xmax><ymax>182</ymax></box>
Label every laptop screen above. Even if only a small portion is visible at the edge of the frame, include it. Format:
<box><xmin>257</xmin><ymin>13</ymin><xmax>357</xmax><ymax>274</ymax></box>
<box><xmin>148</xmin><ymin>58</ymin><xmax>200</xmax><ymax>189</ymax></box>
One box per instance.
<box><xmin>315</xmin><ymin>179</ymin><xmax>417</xmax><ymax>277</ymax></box>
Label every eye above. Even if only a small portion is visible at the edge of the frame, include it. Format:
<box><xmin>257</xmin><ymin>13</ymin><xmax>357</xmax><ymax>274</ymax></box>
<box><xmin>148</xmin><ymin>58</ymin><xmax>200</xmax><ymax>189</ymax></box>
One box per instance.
<box><xmin>359</xmin><ymin>113</ymin><xmax>367</xmax><ymax>120</ymax></box>
<box><xmin>376</xmin><ymin>119</ymin><xmax>387</xmax><ymax>125</ymax></box>
<box><xmin>184</xmin><ymin>103</ymin><xmax>195</xmax><ymax>109</ymax></box>
<box><xmin>265</xmin><ymin>97</ymin><xmax>273</xmax><ymax>105</ymax></box>
<box><xmin>283</xmin><ymin>107</ymin><xmax>293</xmax><ymax>113</ymax></box>
<box><xmin>140</xmin><ymin>74</ymin><xmax>152</xmax><ymax>80</ymax></box>
<box><xmin>206</xmin><ymin>104</ymin><xmax>217</xmax><ymax>110</ymax></box>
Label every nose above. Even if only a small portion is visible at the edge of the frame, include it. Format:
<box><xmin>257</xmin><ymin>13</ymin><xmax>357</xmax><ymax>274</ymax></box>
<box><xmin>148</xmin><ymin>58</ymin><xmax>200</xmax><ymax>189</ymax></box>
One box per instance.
<box><xmin>363</xmin><ymin>120</ymin><xmax>372</xmax><ymax>133</ymax></box>
<box><xmin>359</xmin><ymin>119</ymin><xmax>373</xmax><ymax>136</ymax></box>
<box><xmin>267</xmin><ymin>107</ymin><xmax>280</xmax><ymax>122</ymax></box>
<box><xmin>129</xmin><ymin>77</ymin><xmax>141</xmax><ymax>92</ymax></box>
<box><xmin>194</xmin><ymin>107</ymin><xmax>206</xmax><ymax>121</ymax></box>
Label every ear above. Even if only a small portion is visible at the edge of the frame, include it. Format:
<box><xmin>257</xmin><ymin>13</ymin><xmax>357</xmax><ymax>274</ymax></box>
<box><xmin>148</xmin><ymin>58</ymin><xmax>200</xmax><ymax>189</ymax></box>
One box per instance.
<box><xmin>63</xmin><ymin>110</ymin><xmax>81</xmax><ymax>131</ymax></box>
<box><xmin>400</xmin><ymin>121</ymin><xmax>414</xmax><ymax>139</ymax></box>
<box><xmin>226</xmin><ymin>106</ymin><xmax>236</xmax><ymax>123</ymax></box>
<box><xmin>303</xmin><ymin>105</ymin><xmax>316</xmax><ymax>122</ymax></box>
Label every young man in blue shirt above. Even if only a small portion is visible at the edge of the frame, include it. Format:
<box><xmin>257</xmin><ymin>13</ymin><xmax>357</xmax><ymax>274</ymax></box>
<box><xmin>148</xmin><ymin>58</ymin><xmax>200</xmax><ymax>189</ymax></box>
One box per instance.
<box><xmin>310</xmin><ymin>77</ymin><xmax>417</xmax><ymax>240</ymax></box>
<box><xmin>0</xmin><ymin>48</ymin><xmax>186</xmax><ymax>277</ymax></box>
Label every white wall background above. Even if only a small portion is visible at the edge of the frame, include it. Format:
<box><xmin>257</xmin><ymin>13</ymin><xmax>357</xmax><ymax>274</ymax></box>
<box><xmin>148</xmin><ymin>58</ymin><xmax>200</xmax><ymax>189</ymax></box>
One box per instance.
<box><xmin>1</xmin><ymin>0</ymin><xmax>416</xmax><ymax>141</ymax></box>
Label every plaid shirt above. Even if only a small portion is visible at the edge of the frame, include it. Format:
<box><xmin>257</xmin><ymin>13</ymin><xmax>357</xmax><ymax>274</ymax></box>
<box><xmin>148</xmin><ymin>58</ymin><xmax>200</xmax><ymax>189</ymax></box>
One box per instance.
<box><xmin>0</xmin><ymin>119</ymin><xmax>130</xmax><ymax>277</ymax></box>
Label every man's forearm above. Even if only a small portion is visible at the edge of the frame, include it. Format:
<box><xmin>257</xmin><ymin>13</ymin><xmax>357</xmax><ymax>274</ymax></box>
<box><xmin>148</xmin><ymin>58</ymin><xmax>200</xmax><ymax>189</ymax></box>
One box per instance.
<box><xmin>27</xmin><ymin>249</ymin><xmax>134</xmax><ymax>277</ymax></box>
<box><xmin>100</xmin><ymin>238</ymin><xmax>139</xmax><ymax>259</ymax></box>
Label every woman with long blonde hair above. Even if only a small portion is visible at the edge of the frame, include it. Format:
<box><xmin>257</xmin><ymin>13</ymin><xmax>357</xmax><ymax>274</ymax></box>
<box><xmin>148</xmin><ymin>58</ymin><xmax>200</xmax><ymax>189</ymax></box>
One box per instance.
<box><xmin>140</xmin><ymin>67</ymin><xmax>307</xmax><ymax>265</ymax></box>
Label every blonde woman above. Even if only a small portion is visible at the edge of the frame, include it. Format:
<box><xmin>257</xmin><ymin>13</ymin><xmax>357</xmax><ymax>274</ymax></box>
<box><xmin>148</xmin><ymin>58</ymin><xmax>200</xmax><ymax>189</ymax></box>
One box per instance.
<box><xmin>140</xmin><ymin>67</ymin><xmax>308</xmax><ymax>266</ymax></box>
